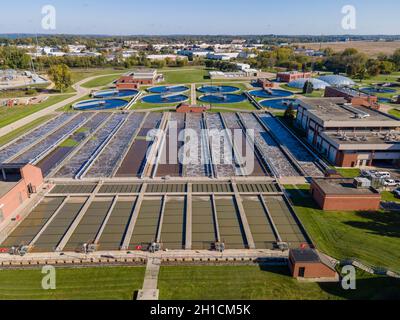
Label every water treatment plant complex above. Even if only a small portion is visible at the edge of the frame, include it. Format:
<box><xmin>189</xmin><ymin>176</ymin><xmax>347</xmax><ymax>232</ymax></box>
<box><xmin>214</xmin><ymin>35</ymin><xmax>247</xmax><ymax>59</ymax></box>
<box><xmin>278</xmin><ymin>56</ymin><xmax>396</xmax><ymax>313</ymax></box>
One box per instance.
<box><xmin>1</xmin><ymin>65</ymin><xmax>400</xmax><ymax>301</ymax></box>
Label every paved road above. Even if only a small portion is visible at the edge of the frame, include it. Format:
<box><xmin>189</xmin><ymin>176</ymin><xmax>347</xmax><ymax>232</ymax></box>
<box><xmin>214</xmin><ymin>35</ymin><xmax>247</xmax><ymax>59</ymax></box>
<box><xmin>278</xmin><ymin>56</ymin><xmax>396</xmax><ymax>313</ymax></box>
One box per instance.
<box><xmin>0</xmin><ymin>73</ymin><xmax>120</xmax><ymax>138</ymax></box>
<box><xmin>191</xmin><ymin>83</ymin><xmax>196</xmax><ymax>105</ymax></box>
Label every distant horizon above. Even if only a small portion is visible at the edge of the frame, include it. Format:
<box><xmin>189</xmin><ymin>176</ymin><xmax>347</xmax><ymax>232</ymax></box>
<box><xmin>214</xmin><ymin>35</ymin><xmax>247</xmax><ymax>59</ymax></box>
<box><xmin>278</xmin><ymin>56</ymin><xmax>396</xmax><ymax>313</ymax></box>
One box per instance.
<box><xmin>2</xmin><ymin>33</ymin><xmax>400</xmax><ymax>38</ymax></box>
<box><xmin>1</xmin><ymin>0</ymin><xmax>399</xmax><ymax>36</ymax></box>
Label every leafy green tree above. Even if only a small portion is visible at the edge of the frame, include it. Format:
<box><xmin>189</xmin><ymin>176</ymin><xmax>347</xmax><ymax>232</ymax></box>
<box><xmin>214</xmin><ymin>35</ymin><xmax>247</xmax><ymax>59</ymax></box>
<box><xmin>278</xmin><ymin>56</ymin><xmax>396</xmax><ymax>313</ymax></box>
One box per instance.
<box><xmin>48</xmin><ymin>64</ymin><xmax>72</xmax><ymax>93</ymax></box>
<box><xmin>392</xmin><ymin>49</ymin><xmax>400</xmax><ymax>70</ymax></box>
<box><xmin>366</xmin><ymin>59</ymin><xmax>381</xmax><ymax>77</ymax></box>
<box><xmin>355</xmin><ymin>66</ymin><xmax>367</xmax><ymax>83</ymax></box>
<box><xmin>379</xmin><ymin>60</ymin><xmax>396</xmax><ymax>74</ymax></box>
<box><xmin>284</xmin><ymin>103</ymin><xmax>296</xmax><ymax>121</ymax></box>
<box><xmin>303</xmin><ymin>80</ymin><xmax>314</xmax><ymax>94</ymax></box>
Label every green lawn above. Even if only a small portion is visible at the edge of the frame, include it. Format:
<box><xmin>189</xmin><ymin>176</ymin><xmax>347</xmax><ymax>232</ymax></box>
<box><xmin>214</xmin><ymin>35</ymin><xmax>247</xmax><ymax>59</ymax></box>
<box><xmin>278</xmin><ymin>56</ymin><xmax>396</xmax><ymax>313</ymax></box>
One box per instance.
<box><xmin>388</xmin><ymin>108</ymin><xmax>400</xmax><ymax>119</ymax></box>
<box><xmin>334</xmin><ymin>168</ymin><xmax>361</xmax><ymax>178</ymax></box>
<box><xmin>0</xmin><ymin>94</ymin><xmax>74</xmax><ymax>128</ymax></box>
<box><xmin>0</xmin><ymin>115</ymin><xmax>53</xmax><ymax>147</ymax></box>
<box><xmin>0</xmin><ymin>266</ymin><xmax>145</xmax><ymax>300</ymax></box>
<box><xmin>70</xmin><ymin>68</ymin><xmax>129</xmax><ymax>84</ymax></box>
<box><xmin>81</xmin><ymin>73</ymin><xmax>124</xmax><ymax>89</ymax></box>
<box><xmin>59</xmin><ymin>138</ymin><xmax>80</xmax><ymax>147</ymax></box>
<box><xmin>58</xmin><ymin>94</ymin><xmax>92</xmax><ymax>112</ymax></box>
<box><xmin>162</xmin><ymin>68</ymin><xmax>209</xmax><ymax>84</ymax></box>
<box><xmin>381</xmin><ymin>191</ymin><xmax>400</xmax><ymax>203</ymax></box>
<box><xmin>285</xmin><ymin>185</ymin><xmax>400</xmax><ymax>273</ymax></box>
<box><xmin>158</xmin><ymin>265</ymin><xmax>400</xmax><ymax>300</ymax></box>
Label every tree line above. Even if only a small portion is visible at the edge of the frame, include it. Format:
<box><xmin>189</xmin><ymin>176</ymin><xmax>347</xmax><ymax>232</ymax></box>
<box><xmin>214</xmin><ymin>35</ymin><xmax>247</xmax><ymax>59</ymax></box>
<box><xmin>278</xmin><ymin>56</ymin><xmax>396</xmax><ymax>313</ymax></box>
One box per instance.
<box><xmin>245</xmin><ymin>46</ymin><xmax>400</xmax><ymax>80</ymax></box>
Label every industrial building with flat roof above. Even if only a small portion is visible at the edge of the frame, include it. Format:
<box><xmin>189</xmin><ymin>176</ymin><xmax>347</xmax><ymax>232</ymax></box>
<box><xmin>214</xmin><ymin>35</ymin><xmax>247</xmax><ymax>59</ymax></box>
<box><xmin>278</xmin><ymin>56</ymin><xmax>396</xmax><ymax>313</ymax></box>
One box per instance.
<box><xmin>296</xmin><ymin>97</ymin><xmax>400</xmax><ymax>167</ymax></box>
<box><xmin>116</xmin><ymin>69</ymin><xmax>163</xmax><ymax>89</ymax></box>
<box><xmin>324</xmin><ymin>86</ymin><xmax>379</xmax><ymax>109</ymax></box>
<box><xmin>276</xmin><ymin>71</ymin><xmax>312</xmax><ymax>83</ymax></box>
<box><xmin>310</xmin><ymin>178</ymin><xmax>381</xmax><ymax>211</ymax></box>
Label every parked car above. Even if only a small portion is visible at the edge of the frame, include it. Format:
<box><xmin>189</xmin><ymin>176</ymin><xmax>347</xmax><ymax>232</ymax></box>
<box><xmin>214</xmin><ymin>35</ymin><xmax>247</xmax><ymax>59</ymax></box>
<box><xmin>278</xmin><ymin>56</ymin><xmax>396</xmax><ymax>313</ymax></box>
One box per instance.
<box><xmin>361</xmin><ymin>170</ymin><xmax>376</xmax><ymax>178</ymax></box>
<box><xmin>375</xmin><ymin>171</ymin><xmax>391</xmax><ymax>179</ymax></box>
<box><xmin>393</xmin><ymin>188</ymin><xmax>400</xmax><ymax>198</ymax></box>
<box><xmin>384</xmin><ymin>179</ymin><xmax>397</xmax><ymax>187</ymax></box>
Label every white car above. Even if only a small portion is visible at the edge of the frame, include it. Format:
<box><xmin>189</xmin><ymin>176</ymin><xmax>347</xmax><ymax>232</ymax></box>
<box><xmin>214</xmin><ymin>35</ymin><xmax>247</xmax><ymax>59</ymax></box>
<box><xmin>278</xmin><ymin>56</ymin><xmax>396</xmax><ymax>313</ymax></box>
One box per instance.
<box><xmin>384</xmin><ymin>179</ymin><xmax>397</xmax><ymax>187</ymax></box>
<box><xmin>376</xmin><ymin>172</ymin><xmax>391</xmax><ymax>179</ymax></box>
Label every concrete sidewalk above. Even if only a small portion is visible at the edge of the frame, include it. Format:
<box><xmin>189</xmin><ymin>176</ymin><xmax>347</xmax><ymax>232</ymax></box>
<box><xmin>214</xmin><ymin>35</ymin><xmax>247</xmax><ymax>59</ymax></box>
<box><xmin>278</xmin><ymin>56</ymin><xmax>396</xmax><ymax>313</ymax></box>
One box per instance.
<box><xmin>137</xmin><ymin>258</ymin><xmax>161</xmax><ymax>300</ymax></box>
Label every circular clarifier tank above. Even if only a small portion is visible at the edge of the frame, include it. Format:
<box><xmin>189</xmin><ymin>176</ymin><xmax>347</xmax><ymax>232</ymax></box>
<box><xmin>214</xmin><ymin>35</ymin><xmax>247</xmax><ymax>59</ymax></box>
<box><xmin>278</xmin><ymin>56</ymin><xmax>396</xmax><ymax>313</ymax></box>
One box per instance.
<box><xmin>361</xmin><ymin>87</ymin><xmax>397</xmax><ymax>94</ymax></box>
<box><xmin>249</xmin><ymin>89</ymin><xmax>293</xmax><ymax>99</ymax></box>
<box><xmin>92</xmin><ymin>89</ymin><xmax>138</xmax><ymax>98</ymax></box>
<box><xmin>148</xmin><ymin>85</ymin><xmax>189</xmax><ymax>94</ymax></box>
<box><xmin>198</xmin><ymin>93</ymin><xmax>247</xmax><ymax>104</ymax></box>
<box><xmin>141</xmin><ymin>94</ymin><xmax>188</xmax><ymax>104</ymax></box>
<box><xmin>260</xmin><ymin>98</ymin><xmax>297</xmax><ymax>110</ymax></box>
<box><xmin>73</xmin><ymin>99</ymin><xmax>128</xmax><ymax>110</ymax></box>
<box><xmin>197</xmin><ymin>85</ymin><xmax>240</xmax><ymax>94</ymax></box>
<box><xmin>378</xmin><ymin>97</ymin><xmax>393</xmax><ymax>104</ymax></box>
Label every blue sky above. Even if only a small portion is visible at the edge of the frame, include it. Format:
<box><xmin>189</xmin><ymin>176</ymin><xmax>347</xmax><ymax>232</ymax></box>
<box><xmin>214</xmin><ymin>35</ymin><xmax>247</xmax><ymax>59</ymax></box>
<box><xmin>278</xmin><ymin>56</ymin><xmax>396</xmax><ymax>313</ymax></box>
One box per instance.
<box><xmin>0</xmin><ymin>0</ymin><xmax>399</xmax><ymax>35</ymax></box>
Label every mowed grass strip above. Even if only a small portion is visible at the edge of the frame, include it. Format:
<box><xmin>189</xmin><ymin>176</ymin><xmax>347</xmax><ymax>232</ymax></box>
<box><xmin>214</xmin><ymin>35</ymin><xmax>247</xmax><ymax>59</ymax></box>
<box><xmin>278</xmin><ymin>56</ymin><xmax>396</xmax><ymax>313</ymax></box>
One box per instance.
<box><xmin>81</xmin><ymin>73</ymin><xmax>124</xmax><ymax>88</ymax></box>
<box><xmin>0</xmin><ymin>94</ymin><xmax>73</xmax><ymax>128</ymax></box>
<box><xmin>158</xmin><ymin>265</ymin><xmax>400</xmax><ymax>300</ymax></box>
<box><xmin>0</xmin><ymin>266</ymin><xmax>145</xmax><ymax>300</ymax></box>
<box><xmin>285</xmin><ymin>185</ymin><xmax>400</xmax><ymax>272</ymax></box>
<box><xmin>162</xmin><ymin>68</ymin><xmax>209</xmax><ymax>84</ymax></box>
<box><xmin>158</xmin><ymin>265</ymin><xmax>339</xmax><ymax>300</ymax></box>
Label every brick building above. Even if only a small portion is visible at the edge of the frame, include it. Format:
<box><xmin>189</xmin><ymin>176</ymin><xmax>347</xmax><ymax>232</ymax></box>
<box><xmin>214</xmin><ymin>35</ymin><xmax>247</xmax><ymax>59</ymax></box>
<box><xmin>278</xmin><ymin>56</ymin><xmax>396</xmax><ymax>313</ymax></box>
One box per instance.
<box><xmin>296</xmin><ymin>97</ymin><xmax>400</xmax><ymax>167</ymax></box>
<box><xmin>310</xmin><ymin>178</ymin><xmax>381</xmax><ymax>211</ymax></box>
<box><xmin>256</xmin><ymin>78</ymin><xmax>277</xmax><ymax>89</ymax></box>
<box><xmin>176</xmin><ymin>103</ymin><xmax>208</xmax><ymax>113</ymax></box>
<box><xmin>116</xmin><ymin>69</ymin><xmax>164</xmax><ymax>90</ymax></box>
<box><xmin>324</xmin><ymin>86</ymin><xmax>379</xmax><ymax>109</ymax></box>
<box><xmin>289</xmin><ymin>248</ymin><xmax>339</xmax><ymax>280</ymax></box>
<box><xmin>276</xmin><ymin>71</ymin><xmax>312</xmax><ymax>83</ymax></box>
<box><xmin>0</xmin><ymin>164</ymin><xmax>43</xmax><ymax>224</ymax></box>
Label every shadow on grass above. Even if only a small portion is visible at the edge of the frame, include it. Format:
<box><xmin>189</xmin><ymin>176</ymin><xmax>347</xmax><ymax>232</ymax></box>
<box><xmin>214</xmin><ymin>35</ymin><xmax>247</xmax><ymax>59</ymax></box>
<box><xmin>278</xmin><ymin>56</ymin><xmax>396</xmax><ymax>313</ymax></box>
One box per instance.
<box><xmin>258</xmin><ymin>264</ymin><xmax>400</xmax><ymax>300</ymax></box>
<box><xmin>285</xmin><ymin>188</ymin><xmax>318</xmax><ymax>210</ymax></box>
<box><xmin>258</xmin><ymin>264</ymin><xmax>291</xmax><ymax>277</ymax></box>
<box><xmin>344</xmin><ymin>211</ymin><xmax>400</xmax><ymax>238</ymax></box>
<box><xmin>318</xmin><ymin>274</ymin><xmax>400</xmax><ymax>300</ymax></box>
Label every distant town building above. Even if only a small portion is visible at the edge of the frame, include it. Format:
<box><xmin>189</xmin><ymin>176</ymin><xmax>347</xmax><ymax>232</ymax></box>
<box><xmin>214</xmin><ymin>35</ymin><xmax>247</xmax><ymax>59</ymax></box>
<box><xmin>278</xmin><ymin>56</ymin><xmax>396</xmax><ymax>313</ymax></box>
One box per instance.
<box><xmin>177</xmin><ymin>49</ymin><xmax>213</xmax><ymax>58</ymax></box>
<box><xmin>238</xmin><ymin>51</ymin><xmax>257</xmax><ymax>59</ymax></box>
<box><xmin>146</xmin><ymin>54</ymin><xmax>187</xmax><ymax>61</ymax></box>
<box><xmin>206</xmin><ymin>52</ymin><xmax>239</xmax><ymax>61</ymax></box>
<box><xmin>235</xmin><ymin>63</ymin><xmax>251</xmax><ymax>71</ymax></box>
